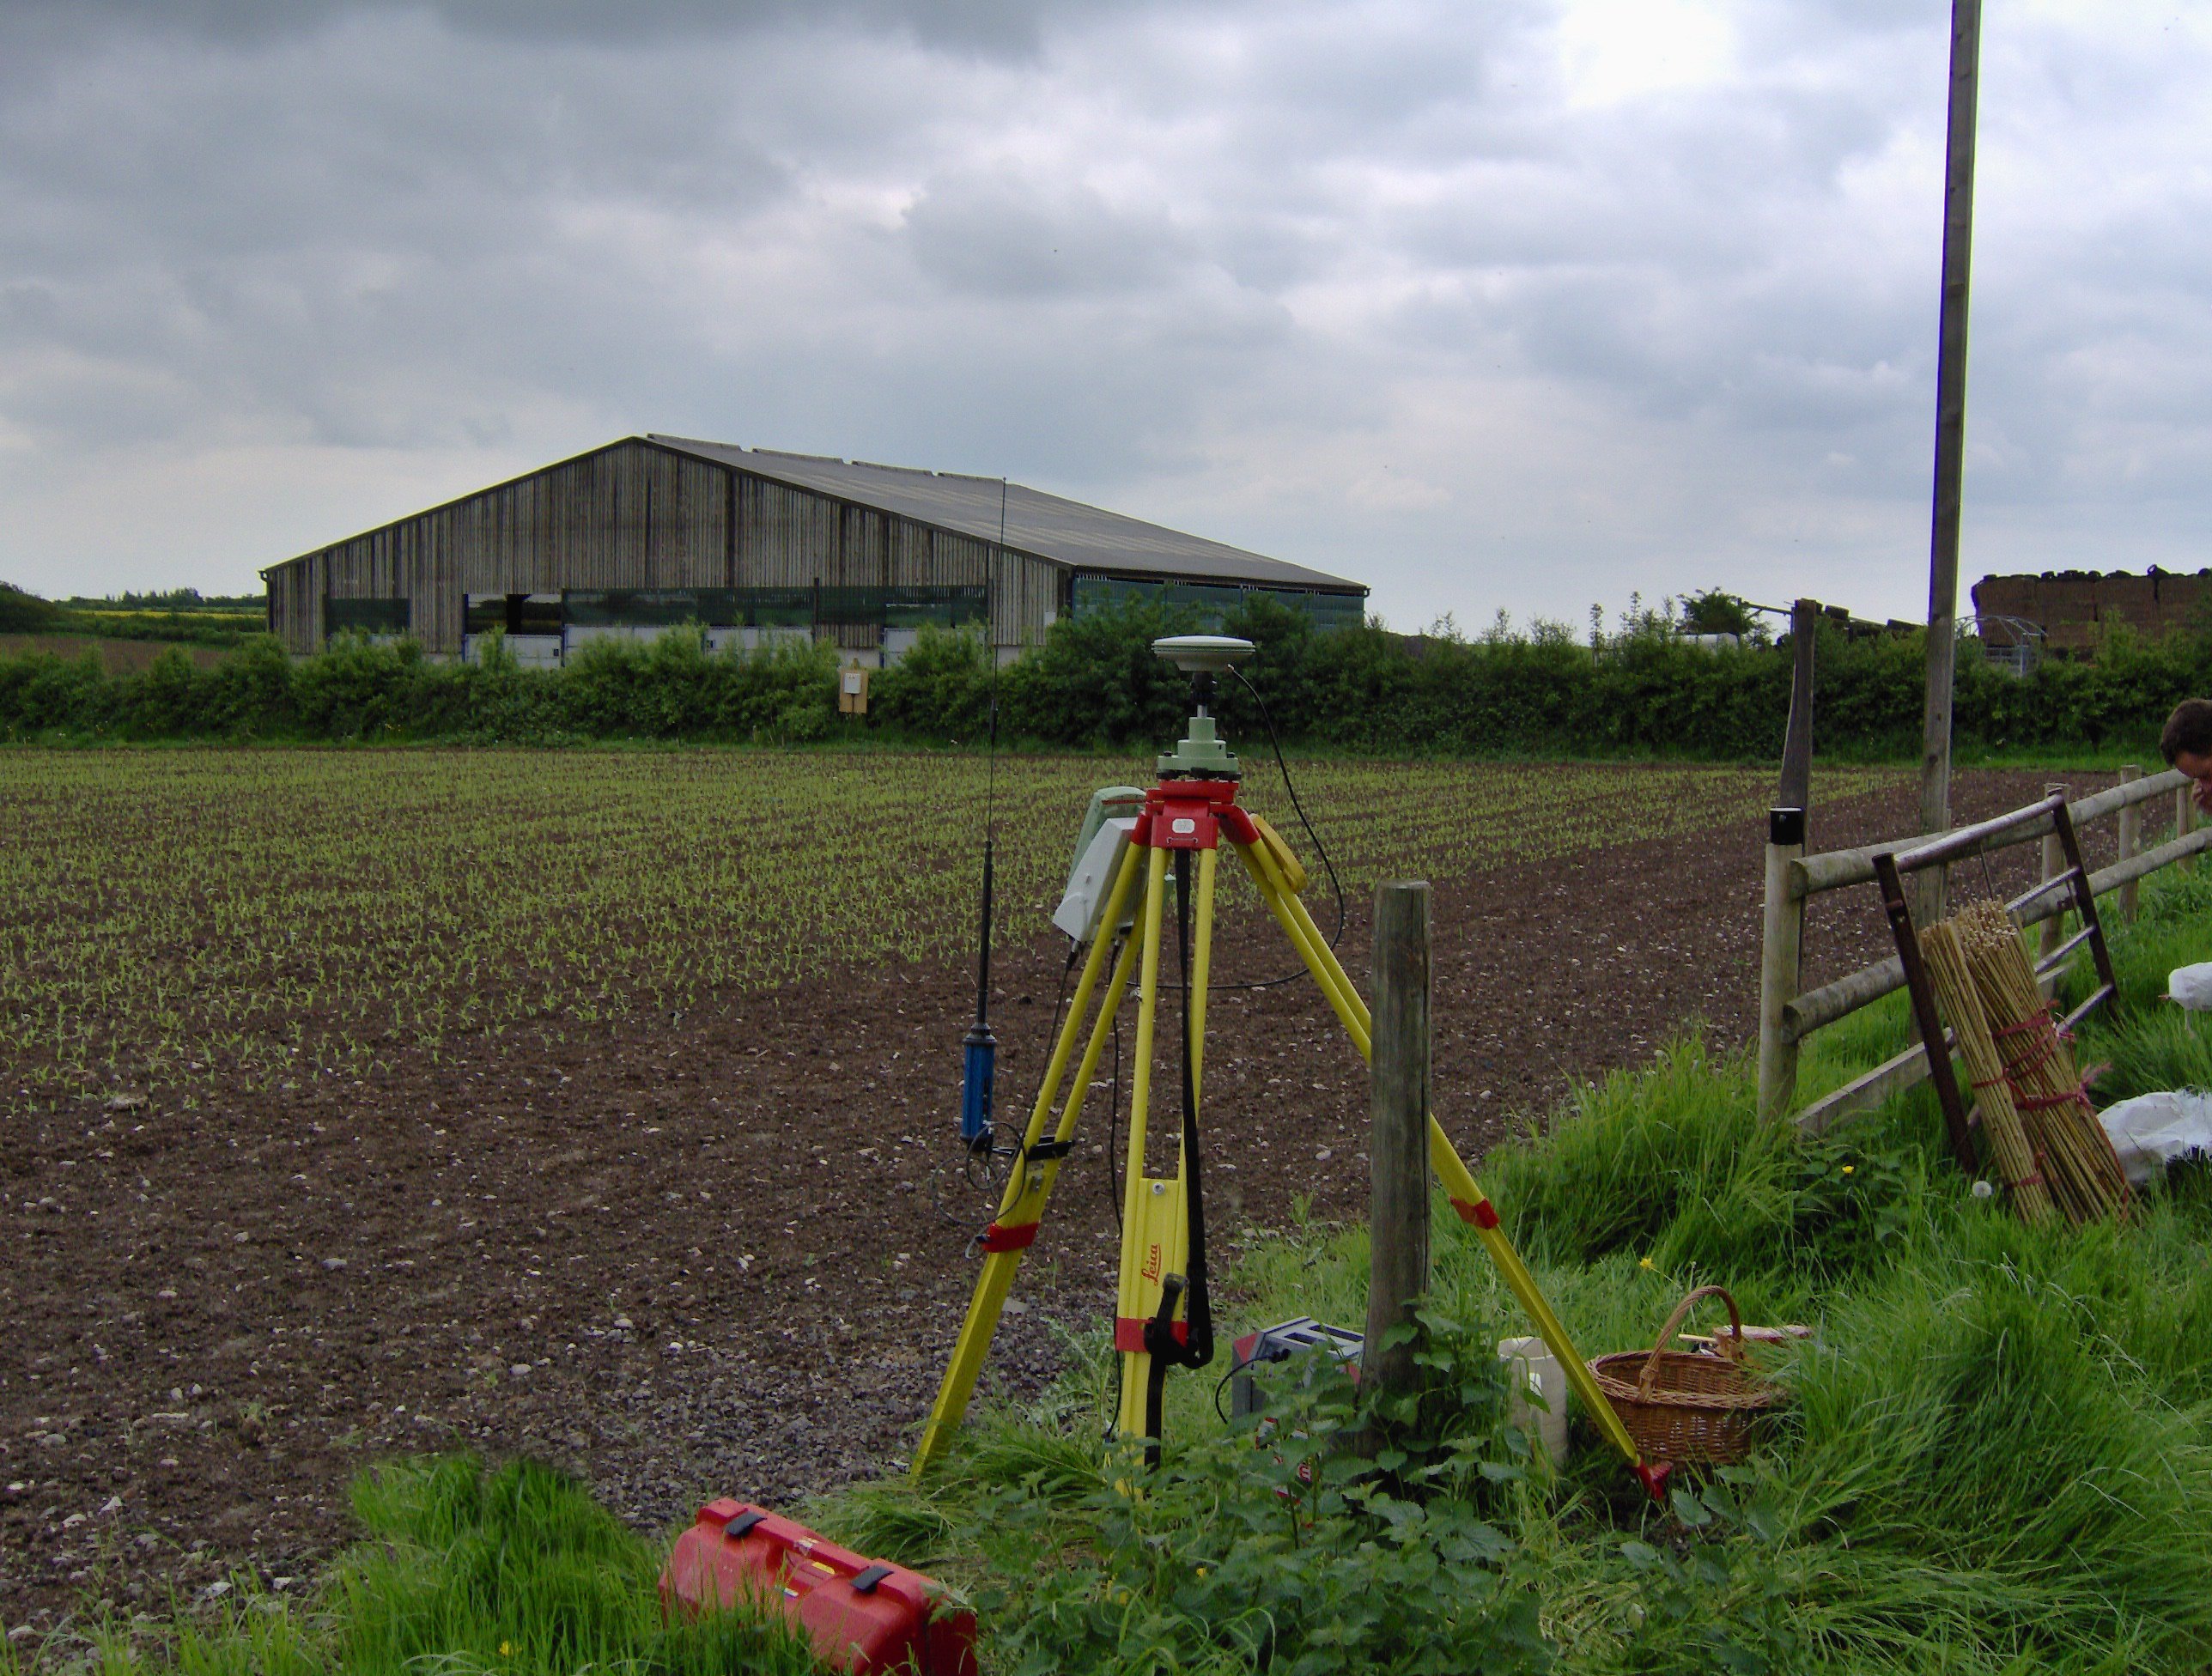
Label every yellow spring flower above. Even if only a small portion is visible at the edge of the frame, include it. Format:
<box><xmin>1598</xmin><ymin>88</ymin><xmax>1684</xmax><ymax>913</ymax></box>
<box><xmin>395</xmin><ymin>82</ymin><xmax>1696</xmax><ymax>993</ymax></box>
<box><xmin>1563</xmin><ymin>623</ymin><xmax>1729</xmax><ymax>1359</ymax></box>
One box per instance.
<box><xmin>1638</xmin><ymin>1257</ymin><xmax>1656</xmax><ymax>1272</ymax></box>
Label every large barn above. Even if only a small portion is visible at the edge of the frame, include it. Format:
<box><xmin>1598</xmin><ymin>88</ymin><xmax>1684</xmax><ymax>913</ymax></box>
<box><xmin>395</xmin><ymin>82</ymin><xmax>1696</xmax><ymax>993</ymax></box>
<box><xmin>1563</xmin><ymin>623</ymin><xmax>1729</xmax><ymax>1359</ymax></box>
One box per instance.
<box><xmin>261</xmin><ymin>435</ymin><xmax>1366</xmax><ymax>666</ymax></box>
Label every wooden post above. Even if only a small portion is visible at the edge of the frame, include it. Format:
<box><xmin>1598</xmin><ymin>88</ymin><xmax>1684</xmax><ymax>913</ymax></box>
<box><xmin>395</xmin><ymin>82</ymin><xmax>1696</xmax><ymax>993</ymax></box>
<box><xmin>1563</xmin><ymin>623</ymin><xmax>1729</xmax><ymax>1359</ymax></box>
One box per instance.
<box><xmin>2039</xmin><ymin>781</ymin><xmax>2068</xmax><ymax>970</ymax></box>
<box><xmin>2179</xmin><ymin>785</ymin><xmax>2198</xmax><ymax>874</ymax></box>
<box><xmin>1779</xmin><ymin>600</ymin><xmax>1819</xmax><ymax>812</ymax></box>
<box><xmin>1875</xmin><ymin>851</ymin><xmax>1978</xmax><ymax>1175</ymax></box>
<box><xmin>1757</xmin><ymin>808</ymin><xmax>1807</xmax><ymax>1118</ymax></box>
<box><xmin>1364</xmin><ymin>882</ymin><xmax>1431</xmax><ymax>1418</ymax></box>
<box><xmin>1917</xmin><ymin>0</ymin><xmax>1984</xmax><ymax>929</ymax></box>
<box><xmin>2051</xmin><ymin>800</ymin><xmax>2122</xmax><ymax>1008</ymax></box>
<box><xmin>2118</xmin><ymin>766</ymin><xmax>2142</xmax><ymax>921</ymax></box>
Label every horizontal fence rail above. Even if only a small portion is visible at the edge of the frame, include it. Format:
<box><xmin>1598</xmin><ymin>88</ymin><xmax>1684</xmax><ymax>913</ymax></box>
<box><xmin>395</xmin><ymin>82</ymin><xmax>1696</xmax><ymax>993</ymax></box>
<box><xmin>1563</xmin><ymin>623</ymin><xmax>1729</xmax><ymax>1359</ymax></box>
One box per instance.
<box><xmin>1790</xmin><ymin>771</ymin><xmax>2193</xmax><ymax>900</ymax></box>
<box><xmin>1758</xmin><ymin>766</ymin><xmax>2209</xmax><ymax>1133</ymax></box>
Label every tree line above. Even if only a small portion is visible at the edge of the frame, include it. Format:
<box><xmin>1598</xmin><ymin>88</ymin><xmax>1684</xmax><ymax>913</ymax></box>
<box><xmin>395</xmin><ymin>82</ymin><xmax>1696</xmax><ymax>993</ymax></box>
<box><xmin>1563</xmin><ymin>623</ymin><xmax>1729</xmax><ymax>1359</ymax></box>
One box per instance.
<box><xmin>1</xmin><ymin>594</ymin><xmax>2203</xmax><ymax>757</ymax></box>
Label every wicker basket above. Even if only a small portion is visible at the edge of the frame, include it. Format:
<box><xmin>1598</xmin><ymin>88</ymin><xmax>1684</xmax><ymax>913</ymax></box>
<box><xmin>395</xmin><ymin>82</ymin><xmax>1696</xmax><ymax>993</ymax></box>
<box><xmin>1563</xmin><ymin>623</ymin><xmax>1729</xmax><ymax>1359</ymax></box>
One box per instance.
<box><xmin>1588</xmin><ymin>1285</ymin><xmax>1786</xmax><ymax>1466</ymax></box>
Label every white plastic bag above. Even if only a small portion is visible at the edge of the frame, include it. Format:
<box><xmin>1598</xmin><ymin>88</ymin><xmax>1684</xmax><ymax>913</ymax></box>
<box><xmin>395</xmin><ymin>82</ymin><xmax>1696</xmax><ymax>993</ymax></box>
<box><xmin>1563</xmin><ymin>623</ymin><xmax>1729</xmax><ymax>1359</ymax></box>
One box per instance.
<box><xmin>2099</xmin><ymin>1090</ymin><xmax>2212</xmax><ymax>1186</ymax></box>
<box><xmin>2167</xmin><ymin>962</ymin><xmax>2212</xmax><ymax>1010</ymax></box>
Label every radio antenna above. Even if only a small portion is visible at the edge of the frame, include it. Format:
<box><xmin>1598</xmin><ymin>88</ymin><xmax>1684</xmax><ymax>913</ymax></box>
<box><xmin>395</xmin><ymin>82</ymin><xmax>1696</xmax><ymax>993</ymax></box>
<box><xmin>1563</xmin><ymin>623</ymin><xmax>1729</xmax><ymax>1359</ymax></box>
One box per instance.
<box><xmin>958</xmin><ymin>478</ymin><xmax>1009</xmax><ymax>1153</ymax></box>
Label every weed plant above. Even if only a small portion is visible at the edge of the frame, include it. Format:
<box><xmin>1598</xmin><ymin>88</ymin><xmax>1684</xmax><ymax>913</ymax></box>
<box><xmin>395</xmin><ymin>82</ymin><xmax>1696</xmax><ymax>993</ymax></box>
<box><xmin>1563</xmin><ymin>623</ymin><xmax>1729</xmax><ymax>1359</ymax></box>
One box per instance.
<box><xmin>942</xmin><ymin>1315</ymin><xmax>1556</xmax><ymax>1675</ymax></box>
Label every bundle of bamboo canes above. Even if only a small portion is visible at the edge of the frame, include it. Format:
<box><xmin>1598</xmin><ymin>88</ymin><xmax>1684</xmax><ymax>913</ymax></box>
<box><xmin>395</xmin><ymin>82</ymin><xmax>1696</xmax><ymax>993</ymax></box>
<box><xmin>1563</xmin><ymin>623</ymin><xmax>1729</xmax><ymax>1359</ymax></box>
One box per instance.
<box><xmin>1951</xmin><ymin>901</ymin><xmax>2130</xmax><ymax>1223</ymax></box>
<box><xmin>1919</xmin><ymin>918</ymin><xmax>2056</xmax><ymax>1225</ymax></box>
<box><xmin>1929</xmin><ymin>910</ymin><xmax>2132</xmax><ymax>1229</ymax></box>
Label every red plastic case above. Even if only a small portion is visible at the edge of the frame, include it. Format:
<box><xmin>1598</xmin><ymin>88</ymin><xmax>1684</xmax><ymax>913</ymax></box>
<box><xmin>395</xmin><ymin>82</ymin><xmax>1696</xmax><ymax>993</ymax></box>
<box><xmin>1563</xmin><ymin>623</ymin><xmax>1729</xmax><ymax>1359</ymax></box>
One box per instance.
<box><xmin>659</xmin><ymin>1498</ymin><xmax>976</xmax><ymax>1676</ymax></box>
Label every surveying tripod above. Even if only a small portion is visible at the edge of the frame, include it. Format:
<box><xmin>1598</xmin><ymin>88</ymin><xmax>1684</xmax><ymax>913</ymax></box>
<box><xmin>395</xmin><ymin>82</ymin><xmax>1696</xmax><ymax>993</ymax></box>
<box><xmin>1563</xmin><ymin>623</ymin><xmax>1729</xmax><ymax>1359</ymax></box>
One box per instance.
<box><xmin>911</xmin><ymin>636</ymin><xmax>1644</xmax><ymax>1482</ymax></box>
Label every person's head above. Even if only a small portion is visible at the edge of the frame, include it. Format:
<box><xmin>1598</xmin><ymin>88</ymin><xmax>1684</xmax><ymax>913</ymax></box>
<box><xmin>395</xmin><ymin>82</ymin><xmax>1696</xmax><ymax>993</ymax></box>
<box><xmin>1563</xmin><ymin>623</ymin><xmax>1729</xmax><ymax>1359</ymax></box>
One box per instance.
<box><xmin>2160</xmin><ymin>699</ymin><xmax>2212</xmax><ymax>780</ymax></box>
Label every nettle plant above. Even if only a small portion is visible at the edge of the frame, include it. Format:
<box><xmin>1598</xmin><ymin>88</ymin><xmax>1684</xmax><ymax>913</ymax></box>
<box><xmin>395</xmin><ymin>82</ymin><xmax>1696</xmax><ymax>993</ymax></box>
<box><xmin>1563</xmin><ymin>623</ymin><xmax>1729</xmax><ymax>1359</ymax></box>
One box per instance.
<box><xmin>959</xmin><ymin>1307</ymin><xmax>1553</xmax><ymax>1676</ymax></box>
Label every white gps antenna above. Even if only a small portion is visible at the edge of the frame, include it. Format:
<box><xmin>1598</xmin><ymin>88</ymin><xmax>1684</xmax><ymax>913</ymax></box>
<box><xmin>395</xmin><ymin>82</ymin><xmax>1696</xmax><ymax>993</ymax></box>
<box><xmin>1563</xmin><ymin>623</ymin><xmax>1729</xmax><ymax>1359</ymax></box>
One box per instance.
<box><xmin>1152</xmin><ymin>634</ymin><xmax>1254</xmax><ymax>673</ymax></box>
<box><xmin>1152</xmin><ymin>635</ymin><xmax>1253</xmax><ymax>778</ymax></box>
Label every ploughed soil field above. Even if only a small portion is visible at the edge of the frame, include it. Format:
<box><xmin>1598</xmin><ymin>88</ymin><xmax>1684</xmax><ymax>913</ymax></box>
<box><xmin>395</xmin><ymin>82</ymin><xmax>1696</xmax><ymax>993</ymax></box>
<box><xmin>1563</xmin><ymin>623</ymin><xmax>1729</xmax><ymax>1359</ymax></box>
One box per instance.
<box><xmin>0</xmin><ymin>753</ymin><xmax>2133</xmax><ymax>1630</ymax></box>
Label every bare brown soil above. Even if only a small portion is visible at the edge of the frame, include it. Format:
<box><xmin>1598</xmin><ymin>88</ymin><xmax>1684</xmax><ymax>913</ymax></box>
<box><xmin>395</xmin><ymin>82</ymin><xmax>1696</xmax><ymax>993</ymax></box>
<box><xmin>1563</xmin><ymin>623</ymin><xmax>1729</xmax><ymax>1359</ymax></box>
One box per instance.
<box><xmin>0</xmin><ymin>768</ymin><xmax>2120</xmax><ymax>1630</ymax></box>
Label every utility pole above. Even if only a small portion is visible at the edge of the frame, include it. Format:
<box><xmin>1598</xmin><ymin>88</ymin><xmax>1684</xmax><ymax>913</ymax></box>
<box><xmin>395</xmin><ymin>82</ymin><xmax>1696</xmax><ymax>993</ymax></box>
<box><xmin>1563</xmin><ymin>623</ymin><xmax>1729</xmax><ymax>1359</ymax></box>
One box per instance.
<box><xmin>1917</xmin><ymin>0</ymin><xmax>1984</xmax><ymax>922</ymax></box>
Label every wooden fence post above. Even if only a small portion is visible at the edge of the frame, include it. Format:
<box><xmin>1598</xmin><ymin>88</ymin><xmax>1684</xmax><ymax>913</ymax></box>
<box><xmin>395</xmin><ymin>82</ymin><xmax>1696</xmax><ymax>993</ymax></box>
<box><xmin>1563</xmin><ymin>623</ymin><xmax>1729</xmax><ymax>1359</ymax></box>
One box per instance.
<box><xmin>1757</xmin><ymin>808</ymin><xmax>1807</xmax><ymax>1118</ymax></box>
<box><xmin>1779</xmin><ymin>600</ymin><xmax>1818</xmax><ymax>811</ymax></box>
<box><xmin>1364</xmin><ymin>882</ymin><xmax>1431</xmax><ymax>1420</ymax></box>
<box><xmin>2039</xmin><ymin>781</ymin><xmax>2068</xmax><ymax>970</ymax></box>
<box><xmin>2179</xmin><ymin>784</ymin><xmax>2199</xmax><ymax>875</ymax></box>
<box><xmin>2118</xmin><ymin>766</ymin><xmax>2142</xmax><ymax>921</ymax></box>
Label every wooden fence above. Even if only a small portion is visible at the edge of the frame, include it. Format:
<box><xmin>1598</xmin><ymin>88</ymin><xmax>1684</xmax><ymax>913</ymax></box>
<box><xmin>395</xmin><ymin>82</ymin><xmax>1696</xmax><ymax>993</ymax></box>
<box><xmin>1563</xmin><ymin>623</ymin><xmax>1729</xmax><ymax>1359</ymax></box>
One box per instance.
<box><xmin>1757</xmin><ymin>765</ymin><xmax>2209</xmax><ymax>1133</ymax></box>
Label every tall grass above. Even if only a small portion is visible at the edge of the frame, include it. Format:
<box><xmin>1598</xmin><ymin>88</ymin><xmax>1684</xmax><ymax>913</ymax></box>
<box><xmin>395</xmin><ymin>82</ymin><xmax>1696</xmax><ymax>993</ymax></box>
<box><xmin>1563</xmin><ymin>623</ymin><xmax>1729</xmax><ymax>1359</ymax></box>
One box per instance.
<box><xmin>1249</xmin><ymin>869</ymin><xmax>2212</xmax><ymax>1672</ymax></box>
<box><xmin>11</xmin><ymin>1457</ymin><xmax>816</xmax><ymax>1676</ymax></box>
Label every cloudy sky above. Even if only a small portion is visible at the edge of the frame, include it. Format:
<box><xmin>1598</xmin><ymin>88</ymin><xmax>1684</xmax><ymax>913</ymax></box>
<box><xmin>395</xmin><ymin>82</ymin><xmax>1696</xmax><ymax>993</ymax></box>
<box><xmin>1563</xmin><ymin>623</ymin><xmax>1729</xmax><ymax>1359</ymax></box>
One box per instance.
<box><xmin>1</xmin><ymin>0</ymin><xmax>2204</xmax><ymax>630</ymax></box>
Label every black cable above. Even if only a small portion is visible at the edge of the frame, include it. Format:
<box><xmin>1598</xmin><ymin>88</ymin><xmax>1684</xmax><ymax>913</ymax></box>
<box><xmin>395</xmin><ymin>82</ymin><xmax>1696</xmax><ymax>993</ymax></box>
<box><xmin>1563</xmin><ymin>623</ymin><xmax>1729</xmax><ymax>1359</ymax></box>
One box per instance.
<box><xmin>1212</xmin><ymin>1360</ymin><xmax>1238</xmax><ymax>1424</ymax></box>
<box><xmin>1169</xmin><ymin>849</ymin><xmax>1212</xmax><ymax>1370</ymax></box>
<box><xmin>1228</xmin><ymin>662</ymin><xmax>1346</xmax><ymax>954</ymax></box>
<box><xmin>927</xmin><ymin>1154</ymin><xmax>996</xmax><ymax>1234</ymax></box>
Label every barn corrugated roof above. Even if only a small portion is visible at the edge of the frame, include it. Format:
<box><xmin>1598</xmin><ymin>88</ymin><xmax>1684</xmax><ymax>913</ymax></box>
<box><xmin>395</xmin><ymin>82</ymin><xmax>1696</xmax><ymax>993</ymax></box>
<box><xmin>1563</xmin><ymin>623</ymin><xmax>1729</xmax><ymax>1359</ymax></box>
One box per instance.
<box><xmin>647</xmin><ymin>434</ymin><xmax>1364</xmax><ymax>594</ymax></box>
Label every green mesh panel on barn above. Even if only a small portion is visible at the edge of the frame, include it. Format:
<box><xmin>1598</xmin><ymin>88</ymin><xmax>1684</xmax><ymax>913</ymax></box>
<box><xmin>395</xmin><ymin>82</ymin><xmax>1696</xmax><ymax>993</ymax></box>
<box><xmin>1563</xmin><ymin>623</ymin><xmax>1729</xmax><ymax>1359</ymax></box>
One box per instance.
<box><xmin>728</xmin><ymin>589</ymin><xmax>814</xmax><ymax>627</ymax></box>
<box><xmin>817</xmin><ymin>585</ymin><xmax>988</xmax><ymax>627</ymax></box>
<box><xmin>886</xmin><ymin>586</ymin><xmax>988</xmax><ymax>627</ymax></box>
<box><xmin>325</xmin><ymin>598</ymin><xmax>411</xmax><ymax>637</ymax></box>
<box><xmin>1067</xmin><ymin>575</ymin><xmax>1364</xmax><ymax>632</ymax></box>
<box><xmin>465</xmin><ymin>595</ymin><xmax>563</xmax><ymax>636</ymax></box>
<box><xmin>562</xmin><ymin>590</ymin><xmax>702</xmax><ymax>628</ymax></box>
<box><xmin>685</xmin><ymin>588</ymin><xmax>813</xmax><ymax>627</ymax></box>
<box><xmin>559</xmin><ymin>587</ymin><xmax>833</xmax><ymax>628</ymax></box>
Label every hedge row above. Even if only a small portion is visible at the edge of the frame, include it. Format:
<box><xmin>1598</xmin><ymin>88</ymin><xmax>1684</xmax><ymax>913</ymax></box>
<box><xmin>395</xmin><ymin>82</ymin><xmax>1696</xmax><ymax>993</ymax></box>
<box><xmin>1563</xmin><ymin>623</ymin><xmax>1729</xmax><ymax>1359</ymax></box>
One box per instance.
<box><xmin>2</xmin><ymin>596</ymin><xmax>2206</xmax><ymax>756</ymax></box>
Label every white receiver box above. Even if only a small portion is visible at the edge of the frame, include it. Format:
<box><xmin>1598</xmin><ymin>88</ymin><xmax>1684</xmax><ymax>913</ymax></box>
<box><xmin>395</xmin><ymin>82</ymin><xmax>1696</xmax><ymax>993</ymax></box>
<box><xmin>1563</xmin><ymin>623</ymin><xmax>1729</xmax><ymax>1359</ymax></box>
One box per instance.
<box><xmin>1052</xmin><ymin>817</ymin><xmax>1137</xmax><ymax>943</ymax></box>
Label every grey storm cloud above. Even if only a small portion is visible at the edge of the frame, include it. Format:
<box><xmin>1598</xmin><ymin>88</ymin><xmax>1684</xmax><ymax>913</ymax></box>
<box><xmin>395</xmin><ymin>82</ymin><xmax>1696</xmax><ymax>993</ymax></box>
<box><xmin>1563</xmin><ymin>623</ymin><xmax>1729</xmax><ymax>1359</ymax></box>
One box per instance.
<box><xmin>0</xmin><ymin>0</ymin><xmax>1122</xmax><ymax>55</ymax></box>
<box><xmin>0</xmin><ymin>0</ymin><xmax>2206</xmax><ymax>629</ymax></box>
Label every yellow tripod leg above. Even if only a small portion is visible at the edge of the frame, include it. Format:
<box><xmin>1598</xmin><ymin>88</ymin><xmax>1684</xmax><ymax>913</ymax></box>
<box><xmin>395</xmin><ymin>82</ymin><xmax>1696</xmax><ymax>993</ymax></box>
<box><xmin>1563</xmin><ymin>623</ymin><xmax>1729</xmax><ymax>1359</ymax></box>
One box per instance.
<box><xmin>1113</xmin><ymin>845</ymin><xmax>1175</xmax><ymax>1441</ymax></box>
<box><xmin>1234</xmin><ymin>838</ymin><xmax>1644</xmax><ymax>1470</ymax></box>
<box><xmin>1110</xmin><ymin>847</ymin><xmax>1220</xmax><ymax>1448</ymax></box>
<box><xmin>911</xmin><ymin>843</ymin><xmax>1146</xmax><ymax>1479</ymax></box>
<box><xmin>1188</xmin><ymin>847</ymin><xmax>1216</xmax><ymax>1103</ymax></box>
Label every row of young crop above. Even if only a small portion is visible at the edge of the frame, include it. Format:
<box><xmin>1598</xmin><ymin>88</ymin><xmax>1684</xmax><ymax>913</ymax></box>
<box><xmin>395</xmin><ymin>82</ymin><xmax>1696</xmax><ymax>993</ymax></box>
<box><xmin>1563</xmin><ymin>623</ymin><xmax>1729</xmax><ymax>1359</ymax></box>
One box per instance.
<box><xmin>0</xmin><ymin>751</ymin><xmax>1838</xmax><ymax>1108</ymax></box>
<box><xmin>3</xmin><ymin>596</ymin><xmax>2209</xmax><ymax>754</ymax></box>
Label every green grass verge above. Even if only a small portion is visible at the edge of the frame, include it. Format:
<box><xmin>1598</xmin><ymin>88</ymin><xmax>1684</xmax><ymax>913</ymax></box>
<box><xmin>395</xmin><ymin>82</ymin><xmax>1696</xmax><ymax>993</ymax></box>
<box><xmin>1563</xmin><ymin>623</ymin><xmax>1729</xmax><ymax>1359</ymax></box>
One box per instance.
<box><xmin>3</xmin><ymin>1457</ymin><xmax>817</xmax><ymax>1676</ymax></box>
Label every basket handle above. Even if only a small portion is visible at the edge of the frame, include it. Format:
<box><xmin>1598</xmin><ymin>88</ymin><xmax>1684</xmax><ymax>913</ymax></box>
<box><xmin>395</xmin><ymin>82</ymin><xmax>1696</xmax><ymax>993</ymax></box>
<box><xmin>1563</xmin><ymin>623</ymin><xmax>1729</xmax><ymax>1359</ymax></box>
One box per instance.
<box><xmin>1637</xmin><ymin>1285</ymin><xmax>1745</xmax><ymax>1400</ymax></box>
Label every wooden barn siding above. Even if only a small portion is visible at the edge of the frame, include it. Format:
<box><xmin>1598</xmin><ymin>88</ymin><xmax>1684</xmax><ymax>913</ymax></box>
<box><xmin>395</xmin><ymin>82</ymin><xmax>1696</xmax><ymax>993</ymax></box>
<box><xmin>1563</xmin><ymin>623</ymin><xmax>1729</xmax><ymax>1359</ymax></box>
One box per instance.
<box><xmin>271</xmin><ymin>559</ymin><xmax>322</xmax><ymax>654</ymax></box>
<box><xmin>830</xmin><ymin>504</ymin><xmax>885</xmax><ymax>650</ymax></box>
<box><xmin>737</xmin><ymin>478</ymin><xmax>835</xmax><ymax>589</ymax></box>
<box><xmin>301</xmin><ymin>442</ymin><xmax>728</xmax><ymax>653</ymax></box>
<box><xmin>994</xmin><ymin>548</ymin><xmax>1061</xmax><ymax>647</ymax></box>
<box><xmin>273</xmin><ymin>440</ymin><xmax>1064</xmax><ymax>653</ymax></box>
